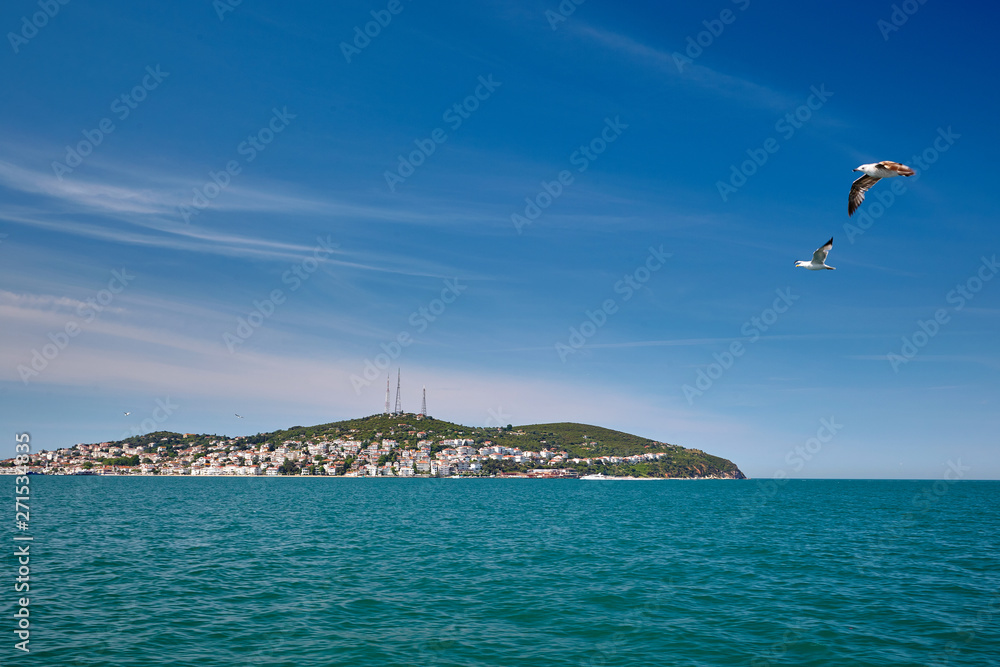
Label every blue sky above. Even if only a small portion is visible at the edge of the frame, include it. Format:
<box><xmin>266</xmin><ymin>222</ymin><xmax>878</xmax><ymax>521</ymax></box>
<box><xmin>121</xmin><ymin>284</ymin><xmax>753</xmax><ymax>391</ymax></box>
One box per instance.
<box><xmin>2</xmin><ymin>0</ymin><xmax>998</xmax><ymax>478</ymax></box>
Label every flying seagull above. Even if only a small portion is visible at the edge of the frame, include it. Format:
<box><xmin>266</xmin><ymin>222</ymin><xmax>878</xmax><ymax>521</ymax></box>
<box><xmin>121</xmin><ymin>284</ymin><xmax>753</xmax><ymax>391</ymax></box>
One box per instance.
<box><xmin>848</xmin><ymin>161</ymin><xmax>915</xmax><ymax>216</ymax></box>
<box><xmin>235</xmin><ymin>413</ymin><xmax>244</xmax><ymax>419</ymax></box>
<box><xmin>795</xmin><ymin>238</ymin><xmax>835</xmax><ymax>271</ymax></box>
<box><xmin>123</xmin><ymin>411</ymin><xmax>130</xmax><ymax>416</ymax></box>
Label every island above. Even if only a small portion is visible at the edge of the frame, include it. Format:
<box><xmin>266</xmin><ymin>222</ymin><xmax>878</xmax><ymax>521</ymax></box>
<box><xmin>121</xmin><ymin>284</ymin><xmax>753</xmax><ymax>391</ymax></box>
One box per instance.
<box><xmin>0</xmin><ymin>413</ymin><xmax>746</xmax><ymax>479</ymax></box>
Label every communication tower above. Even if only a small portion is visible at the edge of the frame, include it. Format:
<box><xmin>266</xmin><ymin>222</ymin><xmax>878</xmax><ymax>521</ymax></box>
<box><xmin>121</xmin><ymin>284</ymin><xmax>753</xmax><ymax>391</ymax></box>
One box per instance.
<box><xmin>394</xmin><ymin>369</ymin><xmax>402</xmax><ymax>415</ymax></box>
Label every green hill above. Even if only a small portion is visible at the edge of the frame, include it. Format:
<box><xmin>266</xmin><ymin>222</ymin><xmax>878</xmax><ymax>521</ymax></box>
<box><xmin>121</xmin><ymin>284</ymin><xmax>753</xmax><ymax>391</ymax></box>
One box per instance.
<box><xmin>86</xmin><ymin>413</ymin><xmax>745</xmax><ymax>479</ymax></box>
<box><xmin>491</xmin><ymin>422</ymin><xmax>676</xmax><ymax>457</ymax></box>
<box><xmin>494</xmin><ymin>421</ymin><xmax>743</xmax><ymax>478</ymax></box>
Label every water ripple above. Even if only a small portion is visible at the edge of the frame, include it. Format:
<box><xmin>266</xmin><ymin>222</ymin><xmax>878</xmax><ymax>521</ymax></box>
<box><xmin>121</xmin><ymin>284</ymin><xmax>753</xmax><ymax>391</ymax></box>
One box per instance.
<box><xmin>10</xmin><ymin>478</ymin><xmax>999</xmax><ymax>666</ymax></box>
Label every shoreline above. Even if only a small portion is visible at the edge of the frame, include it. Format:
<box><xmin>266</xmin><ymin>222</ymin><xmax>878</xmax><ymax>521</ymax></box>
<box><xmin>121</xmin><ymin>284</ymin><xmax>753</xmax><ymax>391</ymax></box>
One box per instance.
<box><xmin>0</xmin><ymin>471</ymin><xmax>746</xmax><ymax>480</ymax></box>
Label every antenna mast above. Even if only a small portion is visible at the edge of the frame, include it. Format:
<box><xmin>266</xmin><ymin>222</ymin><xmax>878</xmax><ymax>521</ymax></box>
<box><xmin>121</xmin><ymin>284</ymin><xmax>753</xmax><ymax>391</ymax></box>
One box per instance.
<box><xmin>420</xmin><ymin>386</ymin><xmax>427</xmax><ymax>417</ymax></box>
<box><xmin>394</xmin><ymin>369</ymin><xmax>402</xmax><ymax>415</ymax></box>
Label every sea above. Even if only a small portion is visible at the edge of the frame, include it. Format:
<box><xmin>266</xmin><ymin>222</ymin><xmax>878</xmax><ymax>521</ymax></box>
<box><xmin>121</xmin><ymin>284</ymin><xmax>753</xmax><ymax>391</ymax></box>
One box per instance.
<box><xmin>8</xmin><ymin>477</ymin><xmax>999</xmax><ymax>666</ymax></box>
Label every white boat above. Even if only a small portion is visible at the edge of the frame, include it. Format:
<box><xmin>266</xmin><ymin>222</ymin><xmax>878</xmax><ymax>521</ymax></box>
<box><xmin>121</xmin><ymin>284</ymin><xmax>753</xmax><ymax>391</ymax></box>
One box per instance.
<box><xmin>580</xmin><ymin>473</ymin><xmax>662</xmax><ymax>480</ymax></box>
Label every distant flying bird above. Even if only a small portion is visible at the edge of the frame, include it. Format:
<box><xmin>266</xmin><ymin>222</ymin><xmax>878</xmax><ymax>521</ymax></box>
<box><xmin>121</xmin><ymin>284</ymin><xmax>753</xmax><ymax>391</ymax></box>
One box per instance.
<box><xmin>235</xmin><ymin>413</ymin><xmax>244</xmax><ymax>419</ymax></box>
<box><xmin>123</xmin><ymin>411</ymin><xmax>130</xmax><ymax>416</ymax></box>
<box><xmin>848</xmin><ymin>161</ymin><xmax>915</xmax><ymax>216</ymax></box>
<box><xmin>795</xmin><ymin>238</ymin><xmax>835</xmax><ymax>271</ymax></box>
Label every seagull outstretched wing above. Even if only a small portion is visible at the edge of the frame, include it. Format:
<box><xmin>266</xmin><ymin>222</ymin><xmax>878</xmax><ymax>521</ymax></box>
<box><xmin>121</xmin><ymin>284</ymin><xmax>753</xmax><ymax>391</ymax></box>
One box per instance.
<box><xmin>812</xmin><ymin>238</ymin><xmax>833</xmax><ymax>264</ymax></box>
<box><xmin>848</xmin><ymin>175</ymin><xmax>880</xmax><ymax>216</ymax></box>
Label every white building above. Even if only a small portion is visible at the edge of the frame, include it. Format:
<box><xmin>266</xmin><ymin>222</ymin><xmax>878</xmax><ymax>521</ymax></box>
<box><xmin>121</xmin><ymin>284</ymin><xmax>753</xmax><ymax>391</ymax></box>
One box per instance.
<box><xmin>431</xmin><ymin>461</ymin><xmax>452</xmax><ymax>477</ymax></box>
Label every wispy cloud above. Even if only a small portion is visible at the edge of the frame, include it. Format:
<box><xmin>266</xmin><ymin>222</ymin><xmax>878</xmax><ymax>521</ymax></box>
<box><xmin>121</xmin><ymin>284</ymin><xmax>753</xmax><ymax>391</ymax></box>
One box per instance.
<box><xmin>0</xmin><ymin>160</ymin><xmax>171</xmax><ymax>215</ymax></box>
<box><xmin>0</xmin><ymin>158</ymin><xmax>428</xmax><ymax>222</ymax></box>
<box><xmin>505</xmin><ymin>332</ymin><xmax>889</xmax><ymax>353</ymax></box>
<box><xmin>0</xmin><ymin>290</ymin><xmax>125</xmax><ymax>315</ymax></box>
<box><xmin>0</xmin><ymin>153</ymin><xmax>518</xmax><ymax>229</ymax></box>
<box><xmin>0</xmin><ymin>155</ymin><xmax>489</xmax><ymax>278</ymax></box>
<box><xmin>572</xmin><ymin>25</ymin><xmax>800</xmax><ymax>112</ymax></box>
<box><xmin>0</xmin><ymin>336</ymin><xmax>743</xmax><ymax>447</ymax></box>
<box><xmin>847</xmin><ymin>354</ymin><xmax>1000</xmax><ymax>369</ymax></box>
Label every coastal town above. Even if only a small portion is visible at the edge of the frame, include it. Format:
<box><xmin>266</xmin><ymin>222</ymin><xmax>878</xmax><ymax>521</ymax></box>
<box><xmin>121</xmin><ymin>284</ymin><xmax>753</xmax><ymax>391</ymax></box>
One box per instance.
<box><xmin>0</xmin><ymin>426</ymin><xmax>690</xmax><ymax>478</ymax></box>
<box><xmin>1</xmin><ymin>413</ymin><xmax>746</xmax><ymax>479</ymax></box>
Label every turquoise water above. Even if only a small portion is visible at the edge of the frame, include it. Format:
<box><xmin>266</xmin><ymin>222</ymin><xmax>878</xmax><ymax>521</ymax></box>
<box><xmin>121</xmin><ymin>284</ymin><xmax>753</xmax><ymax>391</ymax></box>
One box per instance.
<box><xmin>9</xmin><ymin>477</ymin><xmax>999</xmax><ymax>666</ymax></box>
